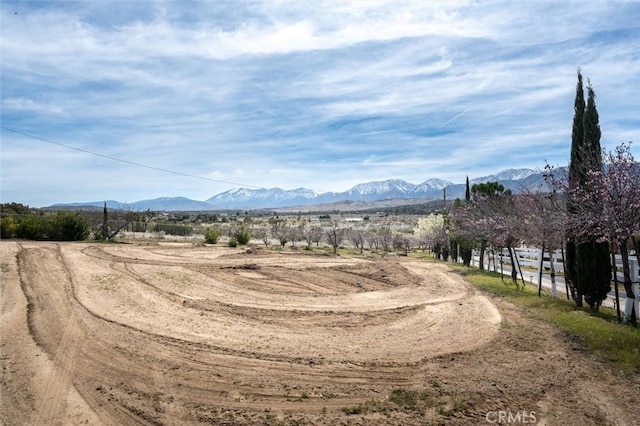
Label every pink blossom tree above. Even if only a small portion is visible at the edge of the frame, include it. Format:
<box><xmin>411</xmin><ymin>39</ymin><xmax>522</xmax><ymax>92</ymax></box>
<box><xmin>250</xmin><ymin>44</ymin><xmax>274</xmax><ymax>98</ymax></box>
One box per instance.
<box><xmin>449</xmin><ymin>185</ymin><xmax>524</xmax><ymax>285</ymax></box>
<box><xmin>515</xmin><ymin>189</ymin><xmax>567</xmax><ymax>298</ymax></box>
<box><xmin>566</xmin><ymin>142</ymin><xmax>640</xmax><ymax>324</ymax></box>
<box><xmin>415</xmin><ymin>214</ymin><xmax>449</xmax><ymax>260</ymax></box>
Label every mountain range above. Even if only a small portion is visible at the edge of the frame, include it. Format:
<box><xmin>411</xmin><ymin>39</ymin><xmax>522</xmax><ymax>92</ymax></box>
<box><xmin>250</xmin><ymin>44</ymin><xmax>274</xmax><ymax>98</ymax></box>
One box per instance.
<box><xmin>50</xmin><ymin>168</ymin><xmax>550</xmax><ymax>211</ymax></box>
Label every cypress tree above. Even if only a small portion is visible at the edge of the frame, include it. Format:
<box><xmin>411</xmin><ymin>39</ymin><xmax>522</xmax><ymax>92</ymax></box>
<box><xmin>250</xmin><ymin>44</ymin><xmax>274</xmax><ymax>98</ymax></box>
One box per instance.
<box><xmin>465</xmin><ymin>176</ymin><xmax>471</xmax><ymax>201</ymax></box>
<box><xmin>577</xmin><ymin>82</ymin><xmax>611</xmax><ymax>311</ymax></box>
<box><xmin>566</xmin><ymin>69</ymin><xmax>585</xmax><ymax>306</ymax></box>
<box><xmin>459</xmin><ymin>176</ymin><xmax>473</xmax><ymax>266</ymax></box>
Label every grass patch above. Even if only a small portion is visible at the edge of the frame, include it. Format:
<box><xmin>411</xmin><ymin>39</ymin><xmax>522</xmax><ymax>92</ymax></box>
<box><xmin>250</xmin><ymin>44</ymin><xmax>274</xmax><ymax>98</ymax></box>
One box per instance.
<box><xmin>454</xmin><ymin>265</ymin><xmax>640</xmax><ymax>372</ymax></box>
<box><xmin>437</xmin><ymin>399</ymin><xmax>468</xmax><ymax>417</ymax></box>
<box><xmin>388</xmin><ymin>388</ymin><xmax>434</xmax><ymax>413</ymax></box>
<box><xmin>389</xmin><ymin>388</ymin><xmax>418</xmax><ymax>407</ymax></box>
<box><xmin>341</xmin><ymin>406</ymin><xmax>363</xmax><ymax>415</ymax></box>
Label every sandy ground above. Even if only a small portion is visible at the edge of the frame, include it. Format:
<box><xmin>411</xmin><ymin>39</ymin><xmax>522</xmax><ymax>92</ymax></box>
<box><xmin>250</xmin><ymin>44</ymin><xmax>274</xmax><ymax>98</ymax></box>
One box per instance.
<box><xmin>1</xmin><ymin>241</ymin><xmax>638</xmax><ymax>425</ymax></box>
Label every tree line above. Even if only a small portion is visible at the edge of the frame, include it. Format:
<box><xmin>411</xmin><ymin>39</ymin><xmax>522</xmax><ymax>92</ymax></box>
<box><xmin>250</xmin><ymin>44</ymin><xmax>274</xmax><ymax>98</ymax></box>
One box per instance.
<box><xmin>0</xmin><ymin>203</ymin><xmax>154</xmax><ymax>241</ymax></box>
<box><xmin>436</xmin><ymin>70</ymin><xmax>639</xmax><ymax>324</ymax></box>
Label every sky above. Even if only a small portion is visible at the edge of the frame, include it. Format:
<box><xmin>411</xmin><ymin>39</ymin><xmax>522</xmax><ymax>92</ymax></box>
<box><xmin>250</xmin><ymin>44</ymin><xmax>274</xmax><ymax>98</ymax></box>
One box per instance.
<box><xmin>1</xmin><ymin>1</ymin><xmax>639</xmax><ymax>207</ymax></box>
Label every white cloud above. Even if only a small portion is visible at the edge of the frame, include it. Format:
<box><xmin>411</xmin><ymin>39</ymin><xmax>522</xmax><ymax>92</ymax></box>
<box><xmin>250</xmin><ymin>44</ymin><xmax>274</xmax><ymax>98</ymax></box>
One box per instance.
<box><xmin>1</xmin><ymin>1</ymin><xmax>639</xmax><ymax>206</ymax></box>
<box><xmin>2</xmin><ymin>97</ymin><xmax>64</xmax><ymax>114</ymax></box>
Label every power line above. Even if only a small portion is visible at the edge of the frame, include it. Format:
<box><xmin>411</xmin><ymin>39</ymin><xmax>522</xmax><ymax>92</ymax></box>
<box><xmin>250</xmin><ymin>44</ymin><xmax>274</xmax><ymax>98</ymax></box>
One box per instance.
<box><xmin>1</xmin><ymin>126</ymin><xmax>259</xmax><ymax>189</ymax></box>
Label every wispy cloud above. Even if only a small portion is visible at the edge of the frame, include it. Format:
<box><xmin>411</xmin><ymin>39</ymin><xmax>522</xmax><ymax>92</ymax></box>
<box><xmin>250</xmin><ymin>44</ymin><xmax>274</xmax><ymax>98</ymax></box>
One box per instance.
<box><xmin>1</xmin><ymin>1</ymin><xmax>638</xmax><ymax>206</ymax></box>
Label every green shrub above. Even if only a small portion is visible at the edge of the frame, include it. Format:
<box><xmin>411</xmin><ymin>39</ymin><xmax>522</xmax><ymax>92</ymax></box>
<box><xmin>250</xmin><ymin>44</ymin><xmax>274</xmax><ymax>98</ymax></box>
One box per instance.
<box><xmin>11</xmin><ymin>211</ymin><xmax>89</xmax><ymax>241</ymax></box>
<box><xmin>389</xmin><ymin>388</ymin><xmax>418</xmax><ymax>408</ymax></box>
<box><xmin>1</xmin><ymin>216</ymin><xmax>18</xmax><ymax>239</ymax></box>
<box><xmin>204</xmin><ymin>227</ymin><xmax>220</xmax><ymax>244</ymax></box>
<box><xmin>233</xmin><ymin>226</ymin><xmax>251</xmax><ymax>245</ymax></box>
<box><xmin>16</xmin><ymin>215</ymin><xmax>46</xmax><ymax>240</ymax></box>
<box><xmin>341</xmin><ymin>405</ymin><xmax>364</xmax><ymax>415</ymax></box>
<box><xmin>48</xmin><ymin>211</ymin><xmax>89</xmax><ymax>241</ymax></box>
<box><xmin>227</xmin><ymin>237</ymin><xmax>237</xmax><ymax>247</ymax></box>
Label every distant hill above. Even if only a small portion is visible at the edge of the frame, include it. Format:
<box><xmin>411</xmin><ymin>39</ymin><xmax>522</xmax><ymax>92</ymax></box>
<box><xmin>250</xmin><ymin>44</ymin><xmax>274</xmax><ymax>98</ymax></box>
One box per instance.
<box><xmin>49</xmin><ymin>167</ymin><xmax>550</xmax><ymax>211</ymax></box>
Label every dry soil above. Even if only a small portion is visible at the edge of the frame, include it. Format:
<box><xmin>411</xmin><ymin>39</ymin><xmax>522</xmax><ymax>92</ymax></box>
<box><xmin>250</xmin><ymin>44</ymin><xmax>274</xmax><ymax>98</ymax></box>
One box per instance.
<box><xmin>1</xmin><ymin>241</ymin><xmax>638</xmax><ymax>425</ymax></box>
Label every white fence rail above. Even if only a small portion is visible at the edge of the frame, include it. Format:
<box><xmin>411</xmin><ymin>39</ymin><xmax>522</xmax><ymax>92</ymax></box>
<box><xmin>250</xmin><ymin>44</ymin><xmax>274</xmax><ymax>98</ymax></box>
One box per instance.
<box><xmin>470</xmin><ymin>247</ymin><xmax>639</xmax><ymax>284</ymax></box>
<box><xmin>468</xmin><ymin>247</ymin><xmax>639</xmax><ymax>317</ymax></box>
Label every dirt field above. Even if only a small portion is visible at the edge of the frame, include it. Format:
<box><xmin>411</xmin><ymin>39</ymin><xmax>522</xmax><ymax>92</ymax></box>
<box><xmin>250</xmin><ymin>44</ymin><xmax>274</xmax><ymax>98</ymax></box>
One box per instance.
<box><xmin>1</xmin><ymin>241</ymin><xmax>638</xmax><ymax>425</ymax></box>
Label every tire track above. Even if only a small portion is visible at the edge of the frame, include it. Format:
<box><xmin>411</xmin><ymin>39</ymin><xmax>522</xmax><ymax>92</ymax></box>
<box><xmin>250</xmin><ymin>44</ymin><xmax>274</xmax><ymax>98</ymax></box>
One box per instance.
<box><xmin>7</xmin><ymin>242</ymin><xmax>502</xmax><ymax>425</ymax></box>
<box><xmin>17</xmin><ymin>245</ymin><xmax>88</xmax><ymax>423</ymax></box>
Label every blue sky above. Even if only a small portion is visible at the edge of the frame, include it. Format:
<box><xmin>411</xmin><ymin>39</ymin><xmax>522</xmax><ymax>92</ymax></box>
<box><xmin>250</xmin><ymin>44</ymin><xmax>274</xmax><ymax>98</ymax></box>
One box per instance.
<box><xmin>1</xmin><ymin>0</ymin><xmax>639</xmax><ymax>207</ymax></box>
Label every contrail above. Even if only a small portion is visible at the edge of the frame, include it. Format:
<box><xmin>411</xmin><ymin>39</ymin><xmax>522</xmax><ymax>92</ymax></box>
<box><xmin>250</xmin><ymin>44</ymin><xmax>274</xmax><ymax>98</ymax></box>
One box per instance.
<box><xmin>439</xmin><ymin>109</ymin><xmax>470</xmax><ymax>128</ymax></box>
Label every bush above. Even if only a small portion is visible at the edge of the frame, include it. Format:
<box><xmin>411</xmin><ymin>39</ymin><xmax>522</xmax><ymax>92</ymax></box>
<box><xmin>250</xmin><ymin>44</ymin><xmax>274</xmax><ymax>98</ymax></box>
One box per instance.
<box><xmin>16</xmin><ymin>215</ymin><xmax>46</xmax><ymax>240</ymax></box>
<box><xmin>11</xmin><ymin>211</ymin><xmax>89</xmax><ymax>241</ymax></box>
<box><xmin>48</xmin><ymin>211</ymin><xmax>90</xmax><ymax>241</ymax></box>
<box><xmin>204</xmin><ymin>227</ymin><xmax>220</xmax><ymax>244</ymax></box>
<box><xmin>1</xmin><ymin>216</ymin><xmax>18</xmax><ymax>239</ymax></box>
<box><xmin>227</xmin><ymin>237</ymin><xmax>237</xmax><ymax>247</ymax></box>
<box><xmin>233</xmin><ymin>226</ymin><xmax>251</xmax><ymax>245</ymax></box>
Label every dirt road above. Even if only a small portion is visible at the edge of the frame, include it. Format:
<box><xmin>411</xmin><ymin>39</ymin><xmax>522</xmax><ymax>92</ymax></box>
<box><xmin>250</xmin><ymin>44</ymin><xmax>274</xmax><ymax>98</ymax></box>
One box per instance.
<box><xmin>1</xmin><ymin>241</ymin><xmax>638</xmax><ymax>425</ymax></box>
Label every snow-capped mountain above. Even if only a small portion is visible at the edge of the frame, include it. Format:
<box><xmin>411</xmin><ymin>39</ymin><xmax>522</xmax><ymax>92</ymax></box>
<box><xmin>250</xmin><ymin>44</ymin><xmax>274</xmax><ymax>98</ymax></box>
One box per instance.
<box><xmin>471</xmin><ymin>168</ymin><xmax>537</xmax><ymax>184</ymax></box>
<box><xmin>49</xmin><ymin>168</ymin><xmax>547</xmax><ymax>211</ymax></box>
<box><xmin>414</xmin><ymin>178</ymin><xmax>454</xmax><ymax>192</ymax></box>
<box><xmin>340</xmin><ymin>179</ymin><xmax>415</xmax><ymax>198</ymax></box>
<box><xmin>206</xmin><ymin>187</ymin><xmax>318</xmax><ymax>209</ymax></box>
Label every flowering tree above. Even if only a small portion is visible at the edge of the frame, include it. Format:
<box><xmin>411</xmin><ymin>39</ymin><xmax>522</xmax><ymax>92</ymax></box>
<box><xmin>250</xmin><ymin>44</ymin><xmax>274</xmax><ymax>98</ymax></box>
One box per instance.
<box><xmin>515</xmin><ymin>189</ymin><xmax>567</xmax><ymax>297</ymax></box>
<box><xmin>567</xmin><ymin>142</ymin><xmax>640</xmax><ymax>323</ymax></box>
<box><xmin>449</xmin><ymin>185</ymin><xmax>524</xmax><ymax>283</ymax></box>
<box><xmin>476</xmin><ymin>190</ymin><xmax>524</xmax><ymax>284</ymax></box>
<box><xmin>449</xmin><ymin>200</ymin><xmax>490</xmax><ymax>266</ymax></box>
<box><xmin>472</xmin><ymin>183</ymin><xmax>515</xmax><ymax>271</ymax></box>
<box><xmin>414</xmin><ymin>214</ymin><xmax>449</xmax><ymax>260</ymax></box>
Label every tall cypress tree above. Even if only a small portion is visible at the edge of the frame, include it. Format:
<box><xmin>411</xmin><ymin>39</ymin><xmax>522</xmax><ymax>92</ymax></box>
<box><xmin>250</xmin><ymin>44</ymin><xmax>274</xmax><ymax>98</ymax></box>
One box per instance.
<box><xmin>566</xmin><ymin>69</ymin><xmax>585</xmax><ymax>306</ymax></box>
<box><xmin>459</xmin><ymin>176</ymin><xmax>473</xmax><ymax>266</ymax></box>
<box><xmin>465</xmin><ymin>176</ymin><xmax>471</xmax><ymax>201</ymax></box>
<box><xmin>577</xmin><ymin>82</ymin><xmax>611</xmax><ymax>311</ymax></box>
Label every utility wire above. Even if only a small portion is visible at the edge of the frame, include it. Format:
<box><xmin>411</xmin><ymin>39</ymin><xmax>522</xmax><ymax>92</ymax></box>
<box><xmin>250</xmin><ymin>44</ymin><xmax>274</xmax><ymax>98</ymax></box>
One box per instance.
<box><xmin>1</xmin><ymin>126</ymin><xmax>259</xmax><ymax>189</ymax></box>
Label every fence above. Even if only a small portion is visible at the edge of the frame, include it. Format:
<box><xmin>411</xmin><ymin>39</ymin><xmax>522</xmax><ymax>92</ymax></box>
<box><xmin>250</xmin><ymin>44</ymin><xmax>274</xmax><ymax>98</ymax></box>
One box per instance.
<box><xmin>470</xmin><ymin>247</ymin><xmax>638</xmax><ymax>282</ymax></box>
<box><xmin>468</xmin><ymin>246</ymin><xmax>639</xmax><ymax>316</ymax></box>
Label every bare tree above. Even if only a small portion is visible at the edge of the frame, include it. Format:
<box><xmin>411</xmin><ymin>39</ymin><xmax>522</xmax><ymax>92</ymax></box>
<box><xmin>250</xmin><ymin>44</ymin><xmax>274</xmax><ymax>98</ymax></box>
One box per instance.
<box><xmin>366</xmin><ymin>232</ymin><xmax>380</xmax><ymax>251</ymax></box>
<box><xmin>396</xmin><ymin>233</ymin><xmax>414</xmax><ymax>256</ymax></box>
<box><xmin>378</xmin><ymin>227</ymin><xmax>393</xmax><ymax>252</ymax></box>
<box><xmin>301</xmin><ymin>224</ymin><xmax>313</xmax><ymax>247</ymax></box>
<box><xmin>325</xmin><ymin>222</ymin><xmax>344</xmax><ymax>254</ymax></box>
<box><xmin>310</xmin><ymin>226</ymin><xmax>324</xmax><ymax>247</ymax></box>
<box><xmin>349</xmin><ymin>227</ymin><xmax>367</xmax><ymax>254</ymax></box>
<box><xmin>253</xmin><ymin>226</ymin><xmax>270</xmax><ymax>247</ymax></box>
<box><xmin>288</xmin><ymin>224</ymin><xmax>302</xmax><ymax>248</ymax></box>
<box><xmin>270</xmin><ymin>218</ymin><xmax>289</xmax><ymax>248</ymax></box>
